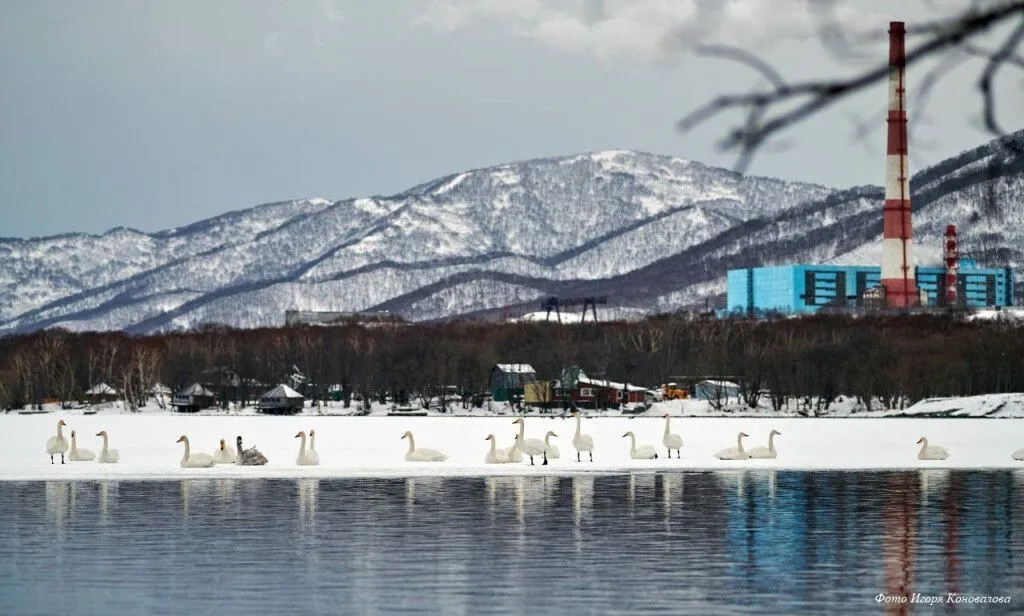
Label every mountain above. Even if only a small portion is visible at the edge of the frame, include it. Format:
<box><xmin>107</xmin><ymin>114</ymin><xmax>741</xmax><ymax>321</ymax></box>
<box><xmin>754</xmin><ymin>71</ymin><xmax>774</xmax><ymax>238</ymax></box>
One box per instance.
<box><xmin>1</xmin><ymin>133</ymin><xmax>1022</xmax><ymax>334</ymax></box>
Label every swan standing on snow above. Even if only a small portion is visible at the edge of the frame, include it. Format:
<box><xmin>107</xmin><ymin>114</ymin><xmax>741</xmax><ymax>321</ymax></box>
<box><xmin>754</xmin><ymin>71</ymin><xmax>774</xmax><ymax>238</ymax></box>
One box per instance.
<box><xmin>622</xmin><ymin>431</ymin><xmax>658</xmax><ymax>460</ymax></box>
<box><xmin>714</xmin><ymin>432</ymin><xmax>749</xmax><ymax>460</ymax></box>
<box><xmin>95</xmin><ymin>430</ymin><xmax>120</xmax><ymax>463</ymax></box>
<box><xmin>917</xmin><ymin>437</ymin><xmax>949</xmax><ymax>460</ymax></box>
<box><xmin>1013</xmin><ymin>448</ymin><xmax>1024</xmax><ymax>461</ymax></box>
<box><xmin>505</xmin><ymin>433</ymin><xmax>524</xmax><ymax>462</ymax></box>
<box><xmin>662</xmin><ymin>413</ymin><xmax>683</xmax><ymax>458</ymax></box>
<box><xmin>177</xmin><ymin>435</ymin><xmax>215</xmax><ymax>468</ymax></box>
<box><xmin>212</xmin><ymin>439</ymin><xmax>236</xmax><ymax>464</ymax></box>
<box><xmin>544</xmin><ymin>431</ymin><xmax>560</xmax><ymax>460</ymax></box>
<box><xmin>513</xmin><ymin>418</ymin><xmax>549</xmax><ymax>465</ymax></box>
<box><xmin>747</xmin><ymin>430</ymin><xmax>781</xmax><ymax>459</ymax></box>
<box><xmin>401</xmin><ymin>431</ymin><xmax>447</xmax><ymax>462</ymax></box>
<box><xmin>46</xmin><ymin>419</ymin><xmax>69</xmax><ymax>464</ymax></box>
<box><xmin>68</xmin><ymin>430</ymin><xmax>95</xmax><ymax>462</ymax></box>
<box><xmin>308</xmin><ymin>429</ymin><xmax>320</xmax><ymax>465</ymax></box>
<box><xmin>484</xmin><ymin>434</ymin><xmax>512</xmax><ymax>464</ymax></box>
<box><xmin>236</xmin><ymin>436</ymin><xmax>269</xmax><ymax>466</ymax></box>
<box><xmin>572</xmin><ymin>411</ymin><xmax>595</xmax><ymax>462</ymax></box>
<box><xmin>295</xmin><ymin>431</ymin><xmax>319</xmax><ymax>466</ymax></box>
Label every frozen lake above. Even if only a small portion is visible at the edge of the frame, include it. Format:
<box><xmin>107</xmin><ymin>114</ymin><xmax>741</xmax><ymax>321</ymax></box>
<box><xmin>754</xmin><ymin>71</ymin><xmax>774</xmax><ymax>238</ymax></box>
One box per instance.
<box><xmin>2</xmin><ymin>471</ymin><xmax>1021</xmax><ymax>614</ymax></box>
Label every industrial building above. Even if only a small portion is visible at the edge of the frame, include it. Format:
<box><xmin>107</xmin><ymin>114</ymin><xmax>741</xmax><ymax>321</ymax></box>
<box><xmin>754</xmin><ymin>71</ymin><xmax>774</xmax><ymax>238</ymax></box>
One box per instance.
<box><xmin>723</xmin><ymin>22</ymin><xmax>1015</xmax><ymax>316</ymax></box>
<box><xmin>726</xmin><ymin>261</ymin><xmax>1014</xmax><ymax>315</ymax></box>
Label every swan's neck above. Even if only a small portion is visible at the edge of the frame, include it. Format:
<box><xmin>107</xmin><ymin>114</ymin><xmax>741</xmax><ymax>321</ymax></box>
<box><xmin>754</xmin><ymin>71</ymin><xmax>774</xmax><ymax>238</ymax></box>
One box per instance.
<box><xmin>100</xmin><ymin>434</ymin><xmax>109</xmax><ymax>454</ymax></box>
<box><xmin>237</xmin><ymin>441</ymin><xmax>244</xmax><ymax>455</ymax></box>
<box><xmin>545</xmin><ymin>434</ymin><xmax>553</xmax><ymax>445</ymax></box>
<box><xmin>298</xmin><ymin>433</ymin><xmax>307</xmax><ymax>454</ymax></box>
<box><xmin>574</xmin><ymin>415</ymin><xmax>581</xmax><ymax>437</ymax></box>
<box><xmin>736</xmin><ymin>434</ymin><xmax>746</xmax><ymax>454</ymax></box>
<box><xmin>663</xmin><ymin>417</ymin><xmax>671</xmax><ymax>436</ymax></box>
<box><xmin>919</xmin><ymin>439</ymin><xmax>928</xmax><ymax>455</ymax></box>
<box><xmin>489</xmin><ymin>439</ymin><xmax>497</xmax><ymax>455</ymax></box>
<box><xmin>628</xmin><ymin>433</ymin><xmax>637</xmax><ymax>453</ymax></box>
<box><xmin>768</xmin><ymin>432</ymin><xmax>776</xmax><ymax>454</ymax></box>
<box><xmin>57</xmin><ymin>424</ymin><xmax>65</xmax><ymax>439</ymax></box>
<box><xmin>70</xmin><ymin>434</ymin><xmax>78</xmax><ymax>451</ymax></box>
<box><xmin>182</xmin><ymin>439</ymin><xmax>191</xmax><ymax>459</ymax></box>
<box><xmin>516</xmin><ymin>422</ymin><xmax>525</xmax><ymax>440</ymax></box>
<box><xmin>309</xmin><ymin>433</ymin><xmax>316</xmax><ymax>451</ymax></box>
<box><xmin>406</xmin><ymin>435</ymin><xmax>416</xmax><ymax>453</ymax></box>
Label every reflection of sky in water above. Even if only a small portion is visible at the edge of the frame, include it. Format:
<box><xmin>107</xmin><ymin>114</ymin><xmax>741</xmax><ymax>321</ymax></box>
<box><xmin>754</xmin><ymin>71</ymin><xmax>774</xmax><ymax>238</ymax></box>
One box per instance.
<box><xmin>1</xmin><ymin>472</ymin><xmax>1022</xmax><ymax>614</ymax></box>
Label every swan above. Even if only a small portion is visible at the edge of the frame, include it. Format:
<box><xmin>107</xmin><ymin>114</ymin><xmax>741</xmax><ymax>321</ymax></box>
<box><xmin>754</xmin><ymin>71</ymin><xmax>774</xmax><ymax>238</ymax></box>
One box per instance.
<box><xmin>572</xmin><ymin>411</ymin><xmax>595</xmax><ymax>462</ymax></box>
<box><xmin>308</xmin><ymin>429</ymin><xmax>320</xmax><ymax>465</ymax></box>
<box><xmin>544</xmin><ymin>431</ymin><xmax>560</xmax><ymax>460</ymax></box>
<box><xmin>295</xmin><ymin>431</ymin><xmax>319</xmax><ymax>466</ymax></box>
<box><xmin>747</xmin><ymin>430</ymin><xmax>781</xmax><ymax>459</ymax></box>
<box><xmin>95</xmin><ymin>430</ymin><xmax>120</xmax><ymax>463</ymax></box>
<box><xmin>714</xmin><ymin>432</ymin><xmax>749</xmax><ymax>460</ymax></box>
<box><xmin>513</xmin><ymin>418</ymin><xmax>548</xmax><ymax>465</ymax></box>
<box><xmin>212</xmin><ymin>439</ymin><xmax>236</xmax><ymax>464</ymax></box>
<box><xmin>917</xmin><ymin>437</ymin><xmax>949</xmax><ymax>461</ymax></box>
<box><xmin>622</xmin><ymin>431</ymin><xmax>658</xmax><ymax>460</ymax></box>
<box><xmin>45</xmin><ymin>419</ymin><xmax>69</xmax><ymax>464</ymax></box>
<box><xmin>1013</xmin><ymin>448</ymin><xmax>1024</xmax><ymax>461</ymax></box>
<box><xmin>68</xmin><ymin>430</ymin><xmax>95</xmax><ymax>462</ymax></box>
<box><xmin>177</xmin><ymin>435</ymin><xmax>215</xmax><ymax>468</ymax></box>
<box><xmin>662</xmin><ymin>413</ymin><xmax>683</xmax><ymax>458</ymax></box>
<box><xmin>504</xmin><ymin>433</ymin><xmax>524</xmax><ymax>462</ymax></box>
<box><xmin>484</xmin><ymin>434</ymin><xmax>511</xmax><ymax>464</ymax></box>
<box><xmin>235</xmin><ymin>436</ymin><xmax>269</xmax><ymax>466</ymax></box>
<box><xmin>401</xmin><ymin>431</ymin><xmax>447</xmax><ymax>462</ymax></box>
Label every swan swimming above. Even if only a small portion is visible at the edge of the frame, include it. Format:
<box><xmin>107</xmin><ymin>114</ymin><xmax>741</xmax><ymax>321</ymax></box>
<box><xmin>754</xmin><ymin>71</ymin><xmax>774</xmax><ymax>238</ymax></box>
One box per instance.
<box><xmin>95</xmin><ymin>430</ymin><xmax>120</xmax><ymax>463</ymax></box>
<box><xmin>622</xmin><ymin>431</ymin><xmax>658</xmax><ymax>460</ymax></box>
<box><xmin>401</xmin><ymin>431</ymin><xmax>447</xmax><ymax>462</ymax></box>
<box><xmin>714</xmin><ymin>432</ymin><xmax>749</xmax><ymax>460</ymax></box>
<box><xmin>295</xmin><ymin>431</ymin><xmax>319</xmax><ymax>466</ymax></box>
<box><xmin>308</xmin><ymin>429</ymin><xmax>320</xmax><ymax>465</ymax></box>
<box><xmin>662</xmin><ymin>413</ymin><xmax>683</xmax><ymax>458</ymax></box>
<box><xmin>68</xmin><ymin>430</ymin><xmax>95</xmax><ymax>462</ymax></box>
<box><xmin>572</xmin><ymin>411</ymin><xmax>595</xmax><ymax>462</ymax></box>
<box><xmin>544</xmin><ymin>431</ymin><xmax>560</xmax><ymax>460</ymax></box>
<box><xmin>236</xmin><ymin>436</ymin><xmax>269</xmax><ymax>466</ymax></box>
<box><xmin>484</xmin><ymin>434</ymin><xmax>512</xmax><ymax>464</ymax></box>
<box><xmin>916</xmin><ymin>437</ymin><xmax>949</xmax><ymax>461</ymax></box>
<box><xmin>177</xmin><ymin>435</ymin><xmax>215</xmax><ymax>468</ymax></box>
<box><xmin>45</xmin><ymin>419</ymin><xmax>69</xmax><ymax>464</ymax></box>
<box><xmin>212</xmin><ymin>439</ymin><xmax>236</xmax><ymax>464</ymax></box>
<box><xmin>747</xmin><ymin>430</ymin><xmax>781</xmax><ymax>459</ymax></box>
<box><xmin>513</xmin><ymin>418</ymin><xmax>549</xmax><ymax>465</ymax></box>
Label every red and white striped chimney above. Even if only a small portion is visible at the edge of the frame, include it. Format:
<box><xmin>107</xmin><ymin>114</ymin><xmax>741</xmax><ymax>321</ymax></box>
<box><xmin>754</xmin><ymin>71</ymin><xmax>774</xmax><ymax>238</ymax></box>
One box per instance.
<box><xmin>944</xmin><ymin>224</ymin><xmax>958</xmax><ymax>306</ymax></box>
<box><xmin>881</xmin><ymin>21</ymin><xmax>918</xmax><ymax>307</ymax></box>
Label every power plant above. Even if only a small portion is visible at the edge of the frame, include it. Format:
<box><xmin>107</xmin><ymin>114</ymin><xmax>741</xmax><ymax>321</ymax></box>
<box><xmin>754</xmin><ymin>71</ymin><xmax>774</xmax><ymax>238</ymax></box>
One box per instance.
<box><xmin>726</xmin><ymin>21</ymin><xmax>1014</xmax><ymax>315</ymax></box>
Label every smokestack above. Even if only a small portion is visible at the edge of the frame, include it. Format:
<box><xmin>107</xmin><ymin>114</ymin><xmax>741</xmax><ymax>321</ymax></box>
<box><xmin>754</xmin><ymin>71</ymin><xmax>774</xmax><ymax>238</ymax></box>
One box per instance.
<box><xmin>881</xmin><ymin>21</ymin><xmax>918</xmax><ymax>307</ymax></box>
<box><xmin>944</xmin><ymin>224</ymin><xmax>958</xmax><ymax>306</ymax></box>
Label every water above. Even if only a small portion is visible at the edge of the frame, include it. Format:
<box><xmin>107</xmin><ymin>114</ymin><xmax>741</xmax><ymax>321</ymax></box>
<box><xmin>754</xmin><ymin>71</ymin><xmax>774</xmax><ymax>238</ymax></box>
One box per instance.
<box><xmin>1</xmin><ymin>471</ymin><xmax>1021</xmax><ymax>615</ymax></box>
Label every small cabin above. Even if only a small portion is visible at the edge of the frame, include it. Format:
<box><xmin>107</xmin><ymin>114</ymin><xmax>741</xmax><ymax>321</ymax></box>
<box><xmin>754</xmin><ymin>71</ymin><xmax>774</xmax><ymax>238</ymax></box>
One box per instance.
<box><xmin>257</xmin><ymin>384</ymin><xmax>305</xmax><ymax>415</ymax></box>
<box><xmin>171</xmin><ymin>383</ymin><xmax>216</xmax><ymax>413</ymax></box>
<box><xmin>692</xmin><ymin>380</ymin><xmax>741</xmax><ymax>403</ymax></box>
<box><xmin>85</xmin><ymin>383</ymin><xmax>119</xmax><ymax>404</ymax></box>
<box><xmin>489</xmin><ymin>364</ymin><xmax>537</xmax><ymax>402</ymax></box>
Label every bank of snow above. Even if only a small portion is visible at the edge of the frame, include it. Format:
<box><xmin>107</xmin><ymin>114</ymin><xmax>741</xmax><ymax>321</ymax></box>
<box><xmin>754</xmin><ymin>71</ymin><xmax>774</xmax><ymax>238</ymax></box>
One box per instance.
<box><xmin>6</xmin><ymin>412</ymin><xmax>1024</xmax><ymax>481</ymax></box>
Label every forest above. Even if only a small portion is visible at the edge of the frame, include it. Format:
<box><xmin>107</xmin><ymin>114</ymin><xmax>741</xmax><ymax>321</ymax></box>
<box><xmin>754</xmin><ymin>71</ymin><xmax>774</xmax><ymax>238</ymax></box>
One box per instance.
<box><xmin>1</xmin><ymin>313</ymin><xmax>1022</xmax><ymax>414</ymax></box>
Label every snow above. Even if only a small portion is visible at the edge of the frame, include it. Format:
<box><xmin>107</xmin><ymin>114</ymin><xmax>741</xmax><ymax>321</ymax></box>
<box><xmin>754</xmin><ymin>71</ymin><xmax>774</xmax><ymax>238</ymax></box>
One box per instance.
<box><xmin>261</xmin><ymin>384</ymin><xmax>304</xmax><ymax>399</ymax></box>
<box><xmin>4</xmin><ymin>405</ymin><xmax>1024</xmax><ymax>481</ymax></box>
<box><xmin>494</xmin><ymin>364</ymin><xmax>536</xmax><ymax>374</ymax></box>
<box><xmin>85</xmin><ymin>383</ymin><xmax>118</xmax><ymax>395</ymax></box>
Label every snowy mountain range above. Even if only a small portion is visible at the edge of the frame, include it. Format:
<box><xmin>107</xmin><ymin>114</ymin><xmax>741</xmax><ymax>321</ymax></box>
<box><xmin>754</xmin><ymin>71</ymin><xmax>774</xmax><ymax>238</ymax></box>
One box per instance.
<box><xmin>2</xmin><ymin>131</ymin><xmax>1022</xmax><ymax>334</ymax></box>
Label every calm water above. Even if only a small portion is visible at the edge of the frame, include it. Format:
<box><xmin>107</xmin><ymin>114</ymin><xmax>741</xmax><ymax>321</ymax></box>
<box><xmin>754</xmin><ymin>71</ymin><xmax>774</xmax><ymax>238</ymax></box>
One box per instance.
<box><xmin>1</xmin><ymin>471</ymin><xmax>1021</xmax><ymax>615</ymax></box>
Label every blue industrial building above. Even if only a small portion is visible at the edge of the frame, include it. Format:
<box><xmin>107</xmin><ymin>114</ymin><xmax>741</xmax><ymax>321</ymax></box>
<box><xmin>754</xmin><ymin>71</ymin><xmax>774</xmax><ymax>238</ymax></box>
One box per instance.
<box><xmin>726</xmin><ymin>260</ymin><xmax>1014</xmax><ymax>315</ymax></box>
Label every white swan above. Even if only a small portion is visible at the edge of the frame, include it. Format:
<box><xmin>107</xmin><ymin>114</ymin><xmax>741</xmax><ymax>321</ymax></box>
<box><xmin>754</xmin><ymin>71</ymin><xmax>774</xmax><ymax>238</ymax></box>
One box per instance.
<box><xmin>622</xmin><ymin>431</ymin><xmax>658</xmax><ymax>460</ymax></box>
<box><xmin>513</xmin><ymin>418</ymin><xmax>549</xmax><ymax>465</ymax></box>
<box><xmin>401</xmin><ymin>431</ymin><xmax>447</xmax><ymax>462</ymax></box>
<box><xmin>177</xmin><ymin>435</ymin><xmax>215</xmax><ymax>468</ymax></box>
<box><xmin>714</xmin><ymin>432</ymin><xmax>749</xmax><ymax>460</ymax></box>
<box><xmin>45</xmin><ymin>419</ymin><xmax>69</xmax><ymax>464</ymax></box>
<box><xmin>504</xmin><ymin>433</ymin><xmax>524</xmax><ymax>462</ymax></box>
<box><xmin>484</xmin><ymin>434</ymin><xmax>512</xmax><ymax>464</ymax></box>
<box><xmin>235</xmin><ymin>436</ymin><xmax>268</xmax><ymax>466</ymax></box>
<box><xmin>95</xmin><ymin>430</ymin><xmax>120</xmax><ymax>463</ymax></box>
<box><xmin>662</xmin><ymin>413</ymin><xmax>683</xmax><ymax>458</ymax></box>
<box><xmin>308</xmin><ymin>429</ymin><xmax>320</xmax><ymax>465</ymax></box>
<box><xmin>747</xmin><ymin>430</ymin><xmax>781</xmax><ymax>459</ymax></box>
<box><xmin>544</xmin><ymin>431</ymin><xmax>560</xmax><ymax>459</ymax></box>
<box><xmin>1013</xmin><ymin>448</ymin><xmax>1024</xmax><ymax>461</ymax></box>
<box><xmin>295</xmin><ymin>431</ymin><xmax>319</xmax><ymax>466</ymax></box>
<box><xmin>917</xmin><ymin>437</ymin><xmax>949</xmax><ymax>460</ymax></box>
<box><xmin>212</xmin><ymin>438</ymin><xmax>236</xmax><ymax>464</ymax></box>
<box><xmin>572</xmin><ymin>411</ymin><xmax>595</xmax><ymax>462</ymax></box>
<box><xmin>68</xmin><ymin>430</ymin><xmax>95</xmax><ymax>462</ymax></box>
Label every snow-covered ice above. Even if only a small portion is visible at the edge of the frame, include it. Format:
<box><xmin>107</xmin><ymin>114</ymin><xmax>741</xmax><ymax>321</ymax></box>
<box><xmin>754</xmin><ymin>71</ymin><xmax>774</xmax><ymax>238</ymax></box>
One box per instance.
<box><xmin>5</xmin><ymin>410</ymin><xmax>1024</xmax><ymax>481</ymax></box>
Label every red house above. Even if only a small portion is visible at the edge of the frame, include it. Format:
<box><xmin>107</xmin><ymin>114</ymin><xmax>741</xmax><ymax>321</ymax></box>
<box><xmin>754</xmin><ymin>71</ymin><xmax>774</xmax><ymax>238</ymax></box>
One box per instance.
<box><xmin>557</xmin><ymin>366</ymin><xmax>655</xmax><ymax>408</ymax></box>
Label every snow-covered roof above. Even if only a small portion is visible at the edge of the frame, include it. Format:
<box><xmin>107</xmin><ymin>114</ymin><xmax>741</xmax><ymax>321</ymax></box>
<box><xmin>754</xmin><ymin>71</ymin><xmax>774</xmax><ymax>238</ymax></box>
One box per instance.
<box><xmin>695</xmin><ymin>380</ymin><xmax>740</xmax><ymax>389</ymax></box>
<box><xmin>178</xmin><ymin>383</ymin><xmax>214</xmax><ymax>397</ymax></box>
<box><xmin>85</xmin><ymin>383</ymin><xmax>118</xmax><ymax>395</ymax></box>
<box><xmin>494</xmin><ymin>364</ymin><xmax>536</xmax><ymax>374</ymax></box>
<box><xmin>261</xmin><ymin>384</ymin><xmax>304</xmax><ymax>399</ymax></box>
<box><xmin>147</xmin><ymin>383</ymin><xmax>172</xmax><ymax>395</ymax></box>
<box><xmin>577</xmin><ymin>376</ymin><xmax>654</xmax><ymax>393</ymax></box>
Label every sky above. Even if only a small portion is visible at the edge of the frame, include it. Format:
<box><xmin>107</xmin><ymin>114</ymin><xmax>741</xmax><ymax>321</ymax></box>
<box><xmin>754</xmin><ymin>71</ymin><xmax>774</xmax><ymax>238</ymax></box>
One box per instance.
<box><xmin>1</xmin><ymin>0</ymin><xmax>1021</xmax><ymax>239</ymax></box>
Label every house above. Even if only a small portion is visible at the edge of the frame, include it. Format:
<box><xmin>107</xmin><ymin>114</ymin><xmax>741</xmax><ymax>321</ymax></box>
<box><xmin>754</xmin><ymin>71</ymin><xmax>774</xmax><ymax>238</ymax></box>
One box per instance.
<box><xmin>171</xmin><ymin>383</ymin><xmax>216</xmax><ymax>413</ymax></box>
<box><xmin>489</xmin><ymin>364</ymin><xmax>537</xmax><ymax>402</ymax></box>
<box><xmin>558</xmin><ymin>366</ymin><xmax>655</xmax><ymax>408</ymax></box>
<box><xmin>257</xmin><ymin>384</ymin><xmax>305</xmax><ymax>415</ymax></box>
<box><xmin>85</xmin><ymin>383</ymin><xmax>119</xmax><ymax>404</ymax></box>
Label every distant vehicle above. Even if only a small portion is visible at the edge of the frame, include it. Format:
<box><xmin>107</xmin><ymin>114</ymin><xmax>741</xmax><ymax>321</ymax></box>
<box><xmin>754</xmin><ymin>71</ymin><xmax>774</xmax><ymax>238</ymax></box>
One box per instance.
<box><xmin>662</xmin><ymin>383</ymin><xmax>689</xmax><ymax>400</ymax></box>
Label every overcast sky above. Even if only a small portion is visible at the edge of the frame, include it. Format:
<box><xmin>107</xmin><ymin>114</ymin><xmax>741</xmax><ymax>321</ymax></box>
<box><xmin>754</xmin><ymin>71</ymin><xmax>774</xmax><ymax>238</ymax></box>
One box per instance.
<box><xmin>1</xmin><ymin>0</ymin><xmax>1021</xmax><ymax>238</ymax></box>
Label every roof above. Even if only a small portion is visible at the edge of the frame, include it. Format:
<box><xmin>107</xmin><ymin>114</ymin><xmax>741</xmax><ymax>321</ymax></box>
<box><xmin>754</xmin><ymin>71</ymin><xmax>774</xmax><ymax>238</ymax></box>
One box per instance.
<box><xmin>178</xmin><ymin>383</ymin><xmax>215</xmax><ymax>397</ymax></box>
<box><xmin>148</xmin><ymin>383</ymin><xmax>172</xmax><ymax>395</ymax></box>
<box><xmin>494</xmin><ymin>364</ymin><xmax>536</xmax><ymax>374</ymax></box>
<box><xmin>695</xmin><ymin>379</ymin><xmax>740</xmax><ymax>389</ymax></box>
<box><xmin>577</xmin><ymin>376</ymin><xmax>654</xmax><ymax>393</ymax></box>
<box><xmin>261</xmin><ymin>384</ymin><xmax>304</xmax><ymax>399</ymax></box>
<box><xmin>85</xmin><ymin>383</ymin><xmax>118</xmax><ymax>395</ymax></box>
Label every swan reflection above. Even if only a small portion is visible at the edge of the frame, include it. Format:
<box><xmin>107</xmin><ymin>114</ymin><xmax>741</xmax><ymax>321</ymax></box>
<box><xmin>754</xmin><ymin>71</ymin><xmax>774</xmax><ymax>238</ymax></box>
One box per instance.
<box><xmin>297</xmin><ymin>478</ymin><xmax>318</xmax><ymax>529</ymax></box>
<box><xmin>45</xmin><ymin>481</ymin><xmax>72</xmax><ymax>536</ymax></box>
